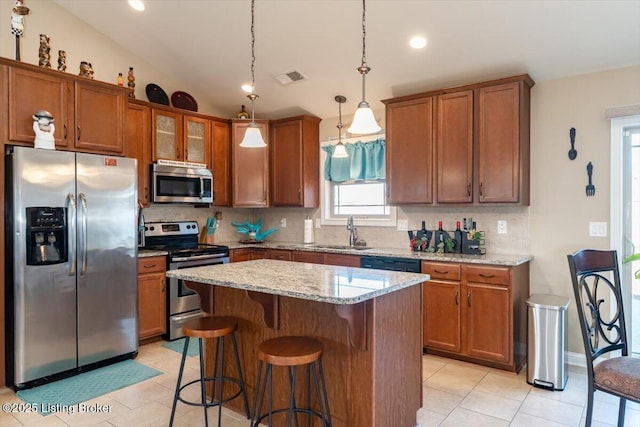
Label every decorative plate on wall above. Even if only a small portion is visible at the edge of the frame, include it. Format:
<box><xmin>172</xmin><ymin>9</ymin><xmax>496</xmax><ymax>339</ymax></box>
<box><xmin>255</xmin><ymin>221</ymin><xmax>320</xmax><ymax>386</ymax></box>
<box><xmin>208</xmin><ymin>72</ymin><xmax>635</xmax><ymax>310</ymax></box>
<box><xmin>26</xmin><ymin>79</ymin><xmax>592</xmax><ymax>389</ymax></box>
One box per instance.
<box><xmin>145</xmin><ymin>83</ymin><xmax>169</xmax><ymax>105</ymax></box>
<box><xmin>171</xmin><ymin>91</ymin><xmax>198</xmax><ymax>112</ymax></box>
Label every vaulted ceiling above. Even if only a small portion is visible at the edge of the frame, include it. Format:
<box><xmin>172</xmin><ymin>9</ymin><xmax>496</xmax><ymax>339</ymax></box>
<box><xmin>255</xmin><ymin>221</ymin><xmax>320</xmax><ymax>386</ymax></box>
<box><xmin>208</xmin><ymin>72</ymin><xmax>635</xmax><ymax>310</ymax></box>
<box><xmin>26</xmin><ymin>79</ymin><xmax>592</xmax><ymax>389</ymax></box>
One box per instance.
<box><xmin>54</xmin><ymin>0</ymin><xmax>640</xmax><ymax>120</ymax></box>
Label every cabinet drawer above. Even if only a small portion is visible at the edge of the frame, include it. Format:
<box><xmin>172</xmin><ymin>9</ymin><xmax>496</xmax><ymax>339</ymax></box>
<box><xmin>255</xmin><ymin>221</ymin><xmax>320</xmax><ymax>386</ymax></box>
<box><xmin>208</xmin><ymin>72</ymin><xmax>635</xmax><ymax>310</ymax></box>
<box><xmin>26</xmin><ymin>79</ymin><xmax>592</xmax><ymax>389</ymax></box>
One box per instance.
<box><xmin>267</xmin><ymin>249</ymin><xmax>292</xmax><ymax>261</ymax></box>
<box><xmin>464</xmin><ymin>265</ymin><xmax>509</xmax><ymax>285</ymax></box>
<box><xmin>422</xmin><ymin>262</ymin><xmax>461</xmax><ymax>280</ymax></box>
<box><xmin>138</xmin><ymin>257</ymin><xmax>166</xmax><ymax>274</ymax></box>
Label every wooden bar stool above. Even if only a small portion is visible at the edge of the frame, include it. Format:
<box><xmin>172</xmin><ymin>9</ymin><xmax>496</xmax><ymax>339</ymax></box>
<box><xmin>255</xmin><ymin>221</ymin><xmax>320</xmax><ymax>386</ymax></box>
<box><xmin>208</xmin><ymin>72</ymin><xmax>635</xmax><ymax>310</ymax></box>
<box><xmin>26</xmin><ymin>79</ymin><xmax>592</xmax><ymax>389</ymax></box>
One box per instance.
<box><xmin>251</xmin><ymin>336</ymin><xmax>332</xmax><ymax>427</ymax></box>
<box><xmin>169</xmin><ymin>316</ymin><xmax>250</xmax><ymax>427</ymax></box>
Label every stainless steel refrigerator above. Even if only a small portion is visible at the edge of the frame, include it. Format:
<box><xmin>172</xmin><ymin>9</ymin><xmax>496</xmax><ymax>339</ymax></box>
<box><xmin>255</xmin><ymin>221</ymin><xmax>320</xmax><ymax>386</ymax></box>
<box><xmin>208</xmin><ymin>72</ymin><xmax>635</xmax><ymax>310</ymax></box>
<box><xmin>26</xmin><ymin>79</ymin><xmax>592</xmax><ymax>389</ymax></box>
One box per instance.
<box><xmin>5</xmin><ymin>146</ymin><xmax>138</xmax><ymax>389</ymax></box>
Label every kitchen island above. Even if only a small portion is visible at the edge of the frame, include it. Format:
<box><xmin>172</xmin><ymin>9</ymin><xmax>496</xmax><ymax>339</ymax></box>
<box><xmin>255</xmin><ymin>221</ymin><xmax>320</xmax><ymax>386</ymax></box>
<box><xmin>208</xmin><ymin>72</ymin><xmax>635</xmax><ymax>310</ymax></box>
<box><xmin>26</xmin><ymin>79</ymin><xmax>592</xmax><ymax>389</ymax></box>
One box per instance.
<box><xmin>166</xmin><ymin>259</ymin><xmax>430</xmax><ymax>427</ymax></box>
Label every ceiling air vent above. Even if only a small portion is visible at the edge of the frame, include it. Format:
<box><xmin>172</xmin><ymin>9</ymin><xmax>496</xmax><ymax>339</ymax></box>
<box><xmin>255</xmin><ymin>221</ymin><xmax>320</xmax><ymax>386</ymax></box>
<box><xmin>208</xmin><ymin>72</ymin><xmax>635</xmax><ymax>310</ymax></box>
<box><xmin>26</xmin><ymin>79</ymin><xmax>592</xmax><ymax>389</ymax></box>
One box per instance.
<box><xmin>274</xmin><ymin>70</ymin><xmax>306</xmax><ymax>85</ymax></box>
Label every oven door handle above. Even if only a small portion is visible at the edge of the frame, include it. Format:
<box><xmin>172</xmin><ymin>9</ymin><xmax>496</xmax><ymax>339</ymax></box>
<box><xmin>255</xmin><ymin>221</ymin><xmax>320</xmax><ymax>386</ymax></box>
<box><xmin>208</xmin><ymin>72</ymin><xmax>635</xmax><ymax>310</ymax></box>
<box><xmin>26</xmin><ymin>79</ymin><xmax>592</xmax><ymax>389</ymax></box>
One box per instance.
<box><xmin>171</xmin><ymin>254</ymin><xmax>230</xmax><ymax>263</ymax></box>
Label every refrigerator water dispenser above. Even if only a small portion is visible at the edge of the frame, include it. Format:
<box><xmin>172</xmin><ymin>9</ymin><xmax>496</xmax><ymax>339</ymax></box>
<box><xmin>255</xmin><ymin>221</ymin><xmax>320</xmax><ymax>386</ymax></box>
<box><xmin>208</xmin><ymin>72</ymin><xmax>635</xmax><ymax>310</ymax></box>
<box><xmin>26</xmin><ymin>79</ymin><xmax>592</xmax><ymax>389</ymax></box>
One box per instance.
<box><xmin>26</xmin><ymin>207</ymin><xmax>67</xmax><ymax>265</ymax></box>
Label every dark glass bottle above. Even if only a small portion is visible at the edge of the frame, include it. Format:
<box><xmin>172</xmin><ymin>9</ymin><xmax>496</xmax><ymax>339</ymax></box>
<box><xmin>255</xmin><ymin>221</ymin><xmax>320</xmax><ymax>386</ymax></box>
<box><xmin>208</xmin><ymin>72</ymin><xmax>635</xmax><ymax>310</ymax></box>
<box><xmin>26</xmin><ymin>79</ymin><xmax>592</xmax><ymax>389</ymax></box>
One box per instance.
<box><xmin>454</xmin><ymin>221</ymin><xmax>463</xmax><ymax>253</ymax></box>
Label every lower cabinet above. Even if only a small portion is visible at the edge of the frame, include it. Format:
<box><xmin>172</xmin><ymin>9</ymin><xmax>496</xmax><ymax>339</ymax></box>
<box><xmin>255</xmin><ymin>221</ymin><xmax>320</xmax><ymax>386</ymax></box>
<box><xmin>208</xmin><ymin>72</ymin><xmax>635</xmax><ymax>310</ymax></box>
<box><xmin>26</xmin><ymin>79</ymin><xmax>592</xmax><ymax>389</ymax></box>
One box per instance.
<box><xmin>138</xmin><ymin>256</ymin><xmax>166</xmax><ymax>341</ymax></box>
<box><xmin>422</xmin><ymin>261</ymin><xmax>529</xmax><ymax>372</ymax></box>
<box><xmin>231</xmin><ymin>248</ymin><xmax>360</xmax><ymax>267</ymax></box>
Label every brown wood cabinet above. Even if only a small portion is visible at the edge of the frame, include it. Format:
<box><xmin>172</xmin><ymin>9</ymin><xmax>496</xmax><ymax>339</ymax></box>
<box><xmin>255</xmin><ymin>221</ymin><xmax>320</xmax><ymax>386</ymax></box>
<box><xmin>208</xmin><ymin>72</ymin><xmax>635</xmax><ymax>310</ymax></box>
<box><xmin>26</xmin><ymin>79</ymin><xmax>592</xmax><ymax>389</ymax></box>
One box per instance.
<box><xmin>477</xmin><ymin>81</ymin><xmax>530</xmax><ymax>204</ymax></box>
<box><xmin>436</xmin><ymin>91</ymin><xmax>473</xmax><ymax>203</ymax></box>
<box><xmin>323</xmin><ymin>253</ymin><xmax>361</xmax><ymax>267</ymax></box>
<box><xmin>7</xmin><ymin>62</ymin><xmax>127</xmax><ymax>155</ymax></box>
<box><xmin>230</xmin><ymin>248</ymin><xmax>267</xmax><ymax>262</ymax></box>
<box><xmin>292</xmin><ymin>251</ymin><xmax>324</xmax><ymax>264</ymax></box>
<box><xmin>138</xmin><ymin>256</ymin><xmax>166</xmax><ymax>340</ymax></box>
<box><xmin>266</xmin><ymin>249</ymin><xmax>292</xmax><ymax>261</ymax></box>
<box><xmin>385</xmin><ymin>97</ymin><xmax>434</xmax><ymax>204</ymax></box>
<box><xmin>211</xmin><ymin>119</ymin><xmax>231</xmax><ymax>206</ymax></box>
<box><xmin>422</xmin><ymin>260</ymin><xmax>529</xmax><ymax>372</ymax></box>
<box><xmin>152</xmin><ymin>109</ymin><xmax>211</xmax><ymax>168</ymax></box>
<box><xmin>383</xmin><ymin>74</ymin><xmax>533</xmax><ymax>205</ymax></box>
<box><xmin>126</xmin><ymin>102</ymin><xmax>152</xmax><ymax>206</ymax></box>
<box><xmin>270</xmin><ymin>115</ymin><xmax>321</xmax><ymax>207</ymax></box>
<box><xmin>231</xmin><ymin>119</ymin><xmax>269</xmax><ymax>207</ymax></box>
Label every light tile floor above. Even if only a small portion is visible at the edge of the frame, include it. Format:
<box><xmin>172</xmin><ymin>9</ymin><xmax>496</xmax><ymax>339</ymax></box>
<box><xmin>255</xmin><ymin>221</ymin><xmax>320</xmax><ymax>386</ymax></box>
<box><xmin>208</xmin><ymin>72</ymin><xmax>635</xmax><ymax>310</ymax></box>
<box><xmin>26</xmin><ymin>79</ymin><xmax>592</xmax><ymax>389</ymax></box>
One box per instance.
<box><xmin>0</xmin><ymin>341</ymin><xmax>638</xmax><ymax>426</ymax></box>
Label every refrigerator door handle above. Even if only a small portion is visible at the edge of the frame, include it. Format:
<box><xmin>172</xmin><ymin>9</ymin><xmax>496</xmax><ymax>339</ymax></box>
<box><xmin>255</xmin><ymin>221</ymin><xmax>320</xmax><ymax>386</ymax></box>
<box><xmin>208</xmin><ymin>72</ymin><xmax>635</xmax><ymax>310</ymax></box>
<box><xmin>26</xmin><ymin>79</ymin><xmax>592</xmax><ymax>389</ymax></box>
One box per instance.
<box><xmin>67</xmin><ymin>192</ymin><xmax>77</xmax><ymax>276</ymax></box>
<box><xmin>79</xmin><ymin>193</ymin><xmax>88</xmax><ymax>276</ymax></box>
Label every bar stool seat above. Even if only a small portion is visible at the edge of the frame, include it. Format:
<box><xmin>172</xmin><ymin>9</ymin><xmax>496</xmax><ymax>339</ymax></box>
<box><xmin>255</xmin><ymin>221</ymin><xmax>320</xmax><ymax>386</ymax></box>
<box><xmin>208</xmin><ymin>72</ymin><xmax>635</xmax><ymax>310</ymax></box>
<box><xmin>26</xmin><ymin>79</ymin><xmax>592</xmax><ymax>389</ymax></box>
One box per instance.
<box><xmin>169</xmin><ymin>316</ymin><xmax>250</xmax><ymax>427</ymax></box>
<box><xmin>251</xmin><ymin>336</ymin><xmax>332</xmax><ymax>427</ymax></box>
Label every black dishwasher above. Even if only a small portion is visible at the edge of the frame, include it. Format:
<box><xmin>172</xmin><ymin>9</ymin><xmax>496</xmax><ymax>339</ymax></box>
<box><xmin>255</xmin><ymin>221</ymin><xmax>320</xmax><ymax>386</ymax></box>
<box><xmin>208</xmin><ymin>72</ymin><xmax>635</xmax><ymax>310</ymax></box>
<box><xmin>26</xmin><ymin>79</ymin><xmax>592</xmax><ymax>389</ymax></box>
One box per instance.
<box><xmin>360</xmin><ymin>256</ymin><xmax>421</xmax><ymax>272</ymax></box>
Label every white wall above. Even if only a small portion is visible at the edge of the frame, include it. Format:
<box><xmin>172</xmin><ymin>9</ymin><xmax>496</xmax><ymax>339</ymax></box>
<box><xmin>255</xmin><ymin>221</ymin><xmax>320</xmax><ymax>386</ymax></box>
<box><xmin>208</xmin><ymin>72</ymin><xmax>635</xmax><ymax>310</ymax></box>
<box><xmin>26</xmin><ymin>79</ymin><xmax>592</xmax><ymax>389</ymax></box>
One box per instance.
<box><xmin>529</xmin><ymin>65</ymin><xmax>640</xmax><ymax>353</ymax></box>
<box><xmin>0</xmin><ymin>0</ymin><xmax>224</xmax><ymax>116</ymax></box>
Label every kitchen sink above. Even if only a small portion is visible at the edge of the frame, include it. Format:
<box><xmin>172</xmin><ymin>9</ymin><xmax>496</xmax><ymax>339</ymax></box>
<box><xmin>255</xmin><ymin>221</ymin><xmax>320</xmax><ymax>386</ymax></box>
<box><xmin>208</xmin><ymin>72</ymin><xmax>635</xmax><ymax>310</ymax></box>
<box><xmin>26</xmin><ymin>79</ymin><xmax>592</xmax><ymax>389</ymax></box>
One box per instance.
<box><xmin>313</xmin><ymin>244</ymin><xmax>371</xmax><ymax>251</ymax></box>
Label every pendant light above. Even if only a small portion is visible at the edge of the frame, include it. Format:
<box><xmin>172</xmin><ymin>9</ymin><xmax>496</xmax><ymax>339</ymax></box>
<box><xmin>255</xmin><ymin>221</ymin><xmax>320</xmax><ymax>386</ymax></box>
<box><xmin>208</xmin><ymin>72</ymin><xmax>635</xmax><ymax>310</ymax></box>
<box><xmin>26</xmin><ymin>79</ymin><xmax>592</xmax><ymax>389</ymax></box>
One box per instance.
<box><xmin>240</xmin><ymin>0</ymin><xmax>266</xmax><ymax>148</ymax></box>
<box><xmin>348</xmin><ymin>0</ymin><xmax>381</xmax><ymax>135</ymax></box>
<box><xmin>332</xmin><ymin>95</ymin><xmax>348</xmax><ymax>158</ymax></box>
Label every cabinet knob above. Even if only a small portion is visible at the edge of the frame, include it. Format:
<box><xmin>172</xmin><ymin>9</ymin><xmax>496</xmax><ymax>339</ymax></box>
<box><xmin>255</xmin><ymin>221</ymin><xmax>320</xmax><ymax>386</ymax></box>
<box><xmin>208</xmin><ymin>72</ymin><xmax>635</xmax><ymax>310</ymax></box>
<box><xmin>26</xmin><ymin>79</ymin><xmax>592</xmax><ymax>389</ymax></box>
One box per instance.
<box><xmin>479</xmin><ymin>182</ymin><xmax>484</xmax><ymax>197</ymax></box>
<box><xmin>455</xmin><ymin>290</ymin><xmax>459</xmax><ymax>306</ymax></box>
<box><xmin>63</xmin><ymin>124</ymin><xmax>68</xmax><ymax>140</ymax></box>
<box><xmin>467</xmin><ymin>183</ymin><xmax>472</xmax><ymax>198</ymax></box>
<box><xmin>479</xmin><ymin>273</ymin><xmax>495</xmax><ymax>278</ymax></box>
<box><xmin>162</xmin><ymin>278</ymin><xmax>165</xmax><ymax>293</ymax></box>
<box><xmin>77</xmin><ymin>126</ymin><xmax>81</xmax><ymax>141</ymax></box>
<box><xmin>434</xmin><ymin>269</ymin><xmax>449</xmax><ymax>275</ymax></box>
<box><xmin>467</xmin><ymin>292</ymin><xmax>471</xmax><ymax>307</ymax></box>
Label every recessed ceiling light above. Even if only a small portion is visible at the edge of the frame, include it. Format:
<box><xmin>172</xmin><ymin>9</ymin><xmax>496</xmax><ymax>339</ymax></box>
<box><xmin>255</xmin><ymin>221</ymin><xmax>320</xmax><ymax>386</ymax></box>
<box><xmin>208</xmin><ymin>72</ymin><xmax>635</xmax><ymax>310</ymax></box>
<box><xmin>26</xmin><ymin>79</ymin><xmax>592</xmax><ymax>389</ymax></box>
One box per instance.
<box><xmin>409</xmin><ymin>36</ymin><xmax>427</xmax><ymax>49</ymax></box>
<box><xmin>128</xmin><ymin>1</ymin><xmax>145</xmax><ymax>12</ymax></box>
<box><xmin>241</xmin><ymin>84</ymin><xmax>253</xmax><ymax>93</ymax></box>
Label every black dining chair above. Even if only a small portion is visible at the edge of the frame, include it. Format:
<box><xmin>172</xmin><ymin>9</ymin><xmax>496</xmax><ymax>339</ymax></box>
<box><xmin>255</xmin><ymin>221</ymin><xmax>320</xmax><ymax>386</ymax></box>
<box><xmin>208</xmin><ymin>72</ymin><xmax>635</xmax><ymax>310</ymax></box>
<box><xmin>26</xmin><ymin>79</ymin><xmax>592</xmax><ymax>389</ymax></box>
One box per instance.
<box><xmin>567</xmin><ymin>249</ymin><xmax>640</xmax><ymax>427</ymax></box>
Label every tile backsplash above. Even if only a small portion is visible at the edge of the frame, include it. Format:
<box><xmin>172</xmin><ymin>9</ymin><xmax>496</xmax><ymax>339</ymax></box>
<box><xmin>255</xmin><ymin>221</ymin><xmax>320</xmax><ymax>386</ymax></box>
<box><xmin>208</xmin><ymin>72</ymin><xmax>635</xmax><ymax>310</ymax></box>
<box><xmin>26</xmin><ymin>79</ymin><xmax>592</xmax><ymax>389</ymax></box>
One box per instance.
<box><xmin>143</xmin><ymin>204</ymin><xmax>530</xmax><ymax>255</ymax></box>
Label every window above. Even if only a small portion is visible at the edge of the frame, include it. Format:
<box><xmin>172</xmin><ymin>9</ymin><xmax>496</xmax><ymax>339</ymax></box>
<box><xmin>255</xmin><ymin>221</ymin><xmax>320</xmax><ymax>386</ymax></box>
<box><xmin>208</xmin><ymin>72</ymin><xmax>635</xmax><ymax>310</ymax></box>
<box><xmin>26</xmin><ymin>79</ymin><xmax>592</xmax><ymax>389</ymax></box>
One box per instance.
<box><xmin>320</xmin><ymin>138</ymin><xmax>395</xmax><ymax>226</ymax></box>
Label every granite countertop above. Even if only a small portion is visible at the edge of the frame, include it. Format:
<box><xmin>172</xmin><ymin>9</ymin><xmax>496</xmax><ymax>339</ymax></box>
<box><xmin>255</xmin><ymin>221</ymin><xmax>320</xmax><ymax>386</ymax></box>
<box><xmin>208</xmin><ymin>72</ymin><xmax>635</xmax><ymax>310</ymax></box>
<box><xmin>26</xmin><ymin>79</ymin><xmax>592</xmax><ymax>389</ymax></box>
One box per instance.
<box><xmin>219</xmin><ymin>241</ymin><xmax>532</xmax><ymax>266</ymax></box>
<box><xmin>138</xmin><ymin>249</ymin><xmax>168</xmax><ymax>258</ymax></box>
<box><xmin>165</xmin><ymin>259</ymin><xmax>430</xmax><ymax>304</ymax></box>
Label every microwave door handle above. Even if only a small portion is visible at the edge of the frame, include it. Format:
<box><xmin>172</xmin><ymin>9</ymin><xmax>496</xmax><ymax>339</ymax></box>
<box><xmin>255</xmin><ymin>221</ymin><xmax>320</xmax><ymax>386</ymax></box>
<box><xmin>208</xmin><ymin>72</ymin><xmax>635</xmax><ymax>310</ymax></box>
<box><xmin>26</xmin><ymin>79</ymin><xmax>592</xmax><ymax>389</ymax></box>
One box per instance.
<box><xmin>79</xmin><ymin>193</ymin><xmax>88</xmax><ymax>276</ymax></box>
<box><xmin>67</xmin><ymin>193</ymin><xmax>77</xmax><ymax>276</ymax></box>
<box><xmin>199</xmin><ymin>177</ymin><xmax>204</xmax><ymax>199</ymax></box>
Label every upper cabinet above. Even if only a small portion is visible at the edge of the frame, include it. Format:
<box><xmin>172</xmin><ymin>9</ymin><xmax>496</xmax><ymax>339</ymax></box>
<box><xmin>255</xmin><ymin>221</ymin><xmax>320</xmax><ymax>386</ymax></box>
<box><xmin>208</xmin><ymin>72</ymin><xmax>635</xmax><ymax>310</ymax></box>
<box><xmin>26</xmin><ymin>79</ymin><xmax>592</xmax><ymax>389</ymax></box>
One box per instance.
<box><xmin>151</xmin><ymin>108</ymin><xmax>211</xmax><ymax>169</ymax></box>
<box><xmin>436</xmin><ymin>91</ymin><xmax>473</xmax><ymax>203</ymax></box>
<box><xmin>383</xmin><ymin>74</ymin><xmax>533</xmax><ymax>205</ymax></box>
<box><xmin>6</xmin><ymin>61</ymin><xmax>127</xmax><ymax>155</ymax></box>
<box><xmin>476</xmin><ymin>82</ymin><xmax>530</xmax><ymax>204</ymax></box>
<box><xmin>270</xmin><ymin>115</ymin><xmax>321</xmax><ymax>207</ymax></box>
<box><xmin>211</xmin><ymin>119</ymin><xmax>231</xmax><ymax>206</ymax></box>
<box><xmin>385</xmin><ymin>97</ymin><xmax>434</xmax><ymax>204</ymax></box>
<box><xmin>231</xmin><ymin>119</ymin><xmax>269</xmax><ymax>207</ymax></box>
<box><xmin>125</xmin><ymin>102</ymin><xmax>152</xmax><ymax>206</ymax></box>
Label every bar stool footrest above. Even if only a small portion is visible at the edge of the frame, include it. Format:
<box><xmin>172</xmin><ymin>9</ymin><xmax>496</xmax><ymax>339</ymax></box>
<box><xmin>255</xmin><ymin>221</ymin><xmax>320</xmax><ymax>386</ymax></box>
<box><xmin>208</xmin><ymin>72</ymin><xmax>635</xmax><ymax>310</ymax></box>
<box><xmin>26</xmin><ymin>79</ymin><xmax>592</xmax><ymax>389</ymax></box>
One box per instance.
<box><xmin>252</xmin><ymin>407</ymin><xmax>330</xmax><ymax>426</ymax></box>
<box><xmin>177</xmin><ymin>376</ymin><xmax>245</xmax><ymax>408</ymax></box>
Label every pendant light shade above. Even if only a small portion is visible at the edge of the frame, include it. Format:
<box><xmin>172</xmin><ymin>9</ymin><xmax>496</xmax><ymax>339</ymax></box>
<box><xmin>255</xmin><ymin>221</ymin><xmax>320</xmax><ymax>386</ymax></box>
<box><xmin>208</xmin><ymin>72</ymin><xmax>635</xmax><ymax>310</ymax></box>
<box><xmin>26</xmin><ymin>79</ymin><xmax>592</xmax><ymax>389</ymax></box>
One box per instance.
<box><xmin>348</xmin><ymin>0</ymin><xmax>381</xmax><ymax>135</ymax></box>
<box><xmin>332</xmin><ymin>95</ymin><xmax>349</xmax><ymax>159</ymax></box>
<box><xmin>240</xmin><ymin>0</ymin><xmax>266</xmax><ymax>148</ymax></box>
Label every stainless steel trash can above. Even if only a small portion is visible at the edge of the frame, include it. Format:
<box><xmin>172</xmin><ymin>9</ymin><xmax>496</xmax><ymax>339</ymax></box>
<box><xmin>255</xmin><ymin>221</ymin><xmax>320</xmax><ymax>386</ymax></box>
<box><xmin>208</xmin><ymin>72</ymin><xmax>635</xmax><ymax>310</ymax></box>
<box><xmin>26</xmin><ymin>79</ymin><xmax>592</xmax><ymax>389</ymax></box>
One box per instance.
<box><xmin>526</xmin><ymin>294</ymin><xmax>571</xmax><ymax>390</ymax></box>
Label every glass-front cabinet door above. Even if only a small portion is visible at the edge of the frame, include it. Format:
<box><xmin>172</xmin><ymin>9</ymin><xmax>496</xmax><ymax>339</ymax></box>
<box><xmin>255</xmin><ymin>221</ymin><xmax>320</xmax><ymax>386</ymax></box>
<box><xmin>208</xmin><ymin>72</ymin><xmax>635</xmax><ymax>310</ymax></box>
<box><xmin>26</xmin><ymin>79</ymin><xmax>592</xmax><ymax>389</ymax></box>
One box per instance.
<box><xmin>184</xmin><ymin>116</ymin><xmax>211</xmax><ymax>168</ymax></box>
<box><xmin>152</xmin><ymin>110</ymin><xmax>182</xmax><ymax>162</ymax></box>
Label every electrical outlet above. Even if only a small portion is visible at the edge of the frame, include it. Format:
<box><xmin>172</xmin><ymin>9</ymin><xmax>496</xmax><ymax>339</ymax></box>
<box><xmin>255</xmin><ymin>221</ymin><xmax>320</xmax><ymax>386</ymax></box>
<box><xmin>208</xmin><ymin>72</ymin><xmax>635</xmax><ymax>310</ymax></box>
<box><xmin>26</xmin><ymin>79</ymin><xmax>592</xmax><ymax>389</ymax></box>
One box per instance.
<box><xmin>397</xmin><ymin>219</ymin><xmax>408</xmax><ymax>231</ymax></box>
<box><xmin>589</xmin><ymin>221</ymin><xmax>607</xmax><ymax>237</ymax></box>
<box><xmin>315</xmin><ymin>218</ymin><xmax>321</xmax><ymax>229</ymax></box>
<box><xmin>497</xmin><ymin>220</ymin><xmax>508</xmax><ymax>234</ymax></box>
<box><xmin>280</xmin><ymin>218</ymin><xmax>287</xmax><ymax>228</ymax></box>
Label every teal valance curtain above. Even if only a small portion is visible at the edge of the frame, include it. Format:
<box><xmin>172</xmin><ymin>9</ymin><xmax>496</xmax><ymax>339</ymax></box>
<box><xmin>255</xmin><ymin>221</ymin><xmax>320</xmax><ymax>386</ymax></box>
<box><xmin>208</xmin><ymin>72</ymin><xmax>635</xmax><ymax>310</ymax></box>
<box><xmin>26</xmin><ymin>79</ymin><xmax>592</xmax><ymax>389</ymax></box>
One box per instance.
<box><xmin>321</xmin><ymin>139</ymin><xmax>386</xmax><ymax>182</ymax></box>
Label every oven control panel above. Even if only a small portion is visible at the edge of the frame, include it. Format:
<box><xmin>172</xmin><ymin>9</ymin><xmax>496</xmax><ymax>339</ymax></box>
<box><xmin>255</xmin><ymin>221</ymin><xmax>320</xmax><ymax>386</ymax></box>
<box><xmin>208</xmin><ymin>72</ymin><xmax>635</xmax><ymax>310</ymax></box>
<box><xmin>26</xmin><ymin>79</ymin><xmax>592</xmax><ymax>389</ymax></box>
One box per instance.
<box><xmin>145</xmin><ymin>221</ymin><xmax>199</xmax><ymax>237</ymax></box>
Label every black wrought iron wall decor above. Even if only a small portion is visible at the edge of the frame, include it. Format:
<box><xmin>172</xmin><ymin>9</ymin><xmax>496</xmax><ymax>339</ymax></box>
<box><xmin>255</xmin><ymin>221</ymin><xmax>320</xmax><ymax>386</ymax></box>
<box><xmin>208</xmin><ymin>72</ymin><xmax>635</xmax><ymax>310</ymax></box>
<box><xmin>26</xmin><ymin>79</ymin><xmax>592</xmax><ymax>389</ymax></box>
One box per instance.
<box><xmin>586</xmin><ymin>161</ymin><xmax>595</xmax><ymax>197</ymax></box>
<box><xmin>568</xmin><ymin>127</ymin><xmax>577</xmax><ymax>160</ymax></box>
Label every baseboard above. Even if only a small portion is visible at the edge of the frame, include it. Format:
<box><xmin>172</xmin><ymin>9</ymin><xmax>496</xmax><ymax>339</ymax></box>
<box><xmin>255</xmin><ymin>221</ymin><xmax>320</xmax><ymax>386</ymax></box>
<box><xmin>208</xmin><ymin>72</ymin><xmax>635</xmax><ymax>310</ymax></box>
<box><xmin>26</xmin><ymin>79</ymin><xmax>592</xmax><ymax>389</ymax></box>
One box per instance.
<box><xmin>567</xmin><ymin>350</ymin><xmax>587</xmax><ymax>368</ymax></box>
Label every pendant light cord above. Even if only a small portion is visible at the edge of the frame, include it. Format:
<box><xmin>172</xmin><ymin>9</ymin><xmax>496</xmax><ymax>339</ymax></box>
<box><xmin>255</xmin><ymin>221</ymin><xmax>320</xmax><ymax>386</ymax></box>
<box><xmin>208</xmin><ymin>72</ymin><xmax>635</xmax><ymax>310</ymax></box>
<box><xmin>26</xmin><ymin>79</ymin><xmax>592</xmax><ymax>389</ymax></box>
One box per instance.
<box><xmin>250</xmin><ymin>0</ymin><xmax>256</xmax><ymax>91</ymax></box>
<box><xmin>360</xmin><ymin>0</ymin><xmax>367</xmax><ymax>69</ymax></box>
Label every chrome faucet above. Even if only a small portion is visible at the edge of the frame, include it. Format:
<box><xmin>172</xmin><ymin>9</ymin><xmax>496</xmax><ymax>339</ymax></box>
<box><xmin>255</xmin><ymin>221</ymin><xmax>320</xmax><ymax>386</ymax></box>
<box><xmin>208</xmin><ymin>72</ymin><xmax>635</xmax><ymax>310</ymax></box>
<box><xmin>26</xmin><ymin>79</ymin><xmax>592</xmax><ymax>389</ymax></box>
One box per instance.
<box><xmin>347</xmin><ymin>215</ymin><xmax>357</xmax><ymax>247</ymax></box>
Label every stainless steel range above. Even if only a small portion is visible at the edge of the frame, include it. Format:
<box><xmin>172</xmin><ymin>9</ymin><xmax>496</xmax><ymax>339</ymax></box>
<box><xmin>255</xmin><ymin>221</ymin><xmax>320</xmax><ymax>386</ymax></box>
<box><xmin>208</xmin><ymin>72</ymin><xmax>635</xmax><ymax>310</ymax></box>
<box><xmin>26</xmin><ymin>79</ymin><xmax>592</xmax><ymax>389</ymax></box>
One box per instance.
<box><xmin>144</xmin><ymin>221</ymin><xmax>229</xmax><ymax>340</ymax></box>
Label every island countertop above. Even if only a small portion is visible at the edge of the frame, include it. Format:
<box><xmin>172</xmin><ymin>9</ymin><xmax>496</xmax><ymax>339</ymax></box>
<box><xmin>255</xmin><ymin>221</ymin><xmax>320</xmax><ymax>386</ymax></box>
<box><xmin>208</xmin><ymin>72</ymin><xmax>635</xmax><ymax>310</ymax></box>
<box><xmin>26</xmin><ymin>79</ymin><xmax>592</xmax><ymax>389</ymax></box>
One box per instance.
<box><xmin>165</xmin><ymin>258</ymin><xmax>430</xmax><ymax>304</ymax></box>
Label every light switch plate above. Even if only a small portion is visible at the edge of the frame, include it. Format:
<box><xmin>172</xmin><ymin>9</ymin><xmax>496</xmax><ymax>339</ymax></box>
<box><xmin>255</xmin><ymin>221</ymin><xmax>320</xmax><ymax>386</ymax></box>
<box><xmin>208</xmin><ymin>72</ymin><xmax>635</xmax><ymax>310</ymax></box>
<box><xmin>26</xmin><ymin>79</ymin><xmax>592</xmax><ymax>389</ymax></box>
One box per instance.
<box><xmin>315</xmin><ymin>218</ymin><xmax>321</xmax><ymax>229</ymax></box>
<box><xmin>280</xmin><ymin>218</ymin><xmax>287</xmax><ymax>228</ymax></box>
<box><xmin>497</xmin><ymin>220</ymin><xmax>507</xmax><ymax>234</ymax></box>
<box><xmin>397</xmin><ymin>219</ymin><xmax>408</xmax><ymax>231</ymax></box>
<box><xmin>589</xmin><ymin>221</ymin><xmax>607</xmax><ymax>237</ymax></box>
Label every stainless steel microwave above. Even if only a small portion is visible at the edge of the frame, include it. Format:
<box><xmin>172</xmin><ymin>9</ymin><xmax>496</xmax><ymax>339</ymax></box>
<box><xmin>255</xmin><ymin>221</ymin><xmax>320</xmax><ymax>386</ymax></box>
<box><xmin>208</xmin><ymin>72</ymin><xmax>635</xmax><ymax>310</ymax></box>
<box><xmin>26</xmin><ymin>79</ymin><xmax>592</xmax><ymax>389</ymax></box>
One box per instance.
<box><xmin>151</xmin><ymin>164</ymin><xmax>213</xmax><ymax>204</ymax></box>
